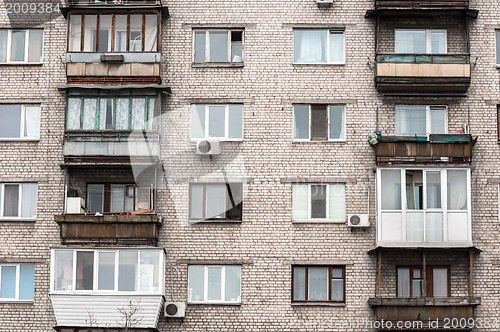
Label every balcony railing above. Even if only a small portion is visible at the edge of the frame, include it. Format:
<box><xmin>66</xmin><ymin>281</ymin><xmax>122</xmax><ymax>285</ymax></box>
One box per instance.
<box><xmin>68</xmin><ymin>0</ymin><xmax>161</xmax><ymax>6</ymax></box>
<box><xmin>377</xmin><ymin>53</ymin><xmax>469</xmax><ymax>64</ymax></box>
<box><xmin>375</xmin><ymin>0</ymin><xmax>469</xmax><ymax>9</ymax></box>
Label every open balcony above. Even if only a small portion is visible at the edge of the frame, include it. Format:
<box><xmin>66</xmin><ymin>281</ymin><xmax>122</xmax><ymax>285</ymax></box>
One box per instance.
<box><xmin>374</xmin><ymin>0</ymin><xmax>470</xmax><ymax>10</ymax></box>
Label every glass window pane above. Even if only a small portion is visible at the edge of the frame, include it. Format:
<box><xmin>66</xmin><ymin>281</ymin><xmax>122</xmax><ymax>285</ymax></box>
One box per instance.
<box><xmin>0</xmin><ymin>266</ymin><xmax>16</xmax><ymax>298</ymax></box>
<box><xmin>4</xmin><ymin>184</ymin><xmax>19</xmax><ymax>217</ymax></box>
<box><xmin>447</xmin><ymin>170</ymin><xmax>467</xmax><ymax>210</ymax></box>
<box><xmin>209</xmin><ymin>31</ymin><xmax>228</xmax><ymax>62</ymax></box>
<box><xmin>98</xmin><ymin>252</ymin><xmax>115</xmax><ymax>291</ymax></box>
<box><xmin>145</xmin><ymin>15</ymin><xmax>158</xmax><ymax>52</ymax></box>
<box><xmin>395</xmin><ymin>30</ymin><xmax>426</xmax><ymax>54</ymax></box>
<box><xmin>0</xmin><ymin>30</ymin><xmax>7</xmax><ymax>62</ymax></box>
<box><xmin>432</xmin><ymin>268</ymin><xmax>448</xmax><ymax>297</ymax></box>
<box><xmin>69</xmin><ymin>15</ymin><xmax>82</xmax><ymax>52</ymax></box>
<box><xmin>87</xmin><ymin>184</ymin><xmax>104</xmax><ymax>213</ymax></box>
<box><xmin>224</xmin><ymin>266</ymin><xmax>241</xmax><ymax>302</ymax></box>
<box><xmin>292</xmin><ymin>184</ymin><xmax>308</xmax><ymax>219</ymax></box>
<box><xmin>311</xmin><ymin>185</ymin><xmax>327</xmax><ymax>219</ymax></box>
<box><xmin>381</xmin><ymin>169</ymin><xmax>402</xmax><ymax>210</ymax></box>
<box><xmin>140</xmin><ymin>251</ymin><xmax>159</xmax><ymax>293</ymax></box>
<box><xmin>98</xmin><ymin>15</ymin><xmax>112</xmax><ymax>52</ymax></box>
<box><xmin>308</xmin><ymin>267</ymin><xmax>328</xmax><ymax>301</ymax></box>
<box><xmin>147</xmin><ymin>98</ymin><xmax>157</xmax><ymax>130</ymax></box>
<box><xmin>194</xmin><ymin>31</ymin><xmax>206</xmax><ymax>62</ymax></box>
<box><xmin>54</xmin><ymin>250</ymin><xmax>73</xmax><ymax>291</ymax></box>
<box><xmin>28</xmin><ymin>30</ymin><xmax>43</xmax><ymax>62</ymax></box>
<box><xmin>331</xmin><ymin>268</ymin><xmax>343</xmax><ymax>278</ymax></box>
<box><xmin>131</xmin><ymin>98</ymin><xmax>146</xmax><ymax>130</ymax></box>
<box><xmin>118</xmin><ymin>251</ymin><xmax>138</xmax><ymax>291</ymax></box>
<box><xmin>329</xmin><ymin>105</ymin><xmax>345</xmax><ymax>140</ymax></box>
<box><xmin>191</xmin><ymin>105</ymin><xmax>206</xmax><ymax>139</ymax></box>
<box><xmin>231</xmin><ymin>37</ymin><xmax>242</xmax><ymax>62</ymax></box>
<box><xmin>24</xmin><ymin>106</ymin><xmax>40</xmax><ymax>138</ymax></box>
<box><xmin>331</xmin><ymin>279</ymin><xmax>343</xmax><ymax>301</ymax></box>
<box><xmin>206</xmin><ymin>184</ymin><xmax>226</xmax><ymax>218</ymax></box>
<box><xmin>190</xmin><ymin>185</ymin><xmax>204</xmax><ymax>219</ymax></box>
<box><xmin>497</xmin><ymin>30</ymin><xmax>500</xmax><ymax>64</ymax></box>
<box><xmin>294</xmin><ymin>29</ymin><xmax>327</xmax><ymax>63</ymax></box>
<box><xmin>412</xmin><ymin>279</ymin><xmax>423</xmax><ymax>297</ymax></box>
<box><xmin>431</xmin><ymin>31</ymin><xmax>446</xmax><ymax>54</ymax></box>
<box><xmin>99</xmin><ymin>98</ymin><xmax>114</xmax><ymax>130</ymax></box>
<box><xmin>19</xmin><ymin>264</ymin><xmax>35</xmax><ymax>300</ymax></box>
<box><xmin>82</xmin><ymin>98</ymin><xmax>97</xmax><ymax>130</ymax></box>
<box><xmin>0</xmin><ymin>104</ymin><xmax>22</xmax><ymax>138</ymax></box>
<box><xmin>208</xmin><ymin>105</ymin><xmax>225</xmax><ymax>138</ymax></box>
<box><xmin>83</xmin><ymin>15</ymin><xmax>97</xmax><ymax>52</ymax></box>
<box><xmin>21</xmin><ymin>184</ymin><xmax>37</xmax><ymax>218</ymax></box>
<box><xmin>426</xmin><ymin>212</ymin><xmax>443</xmax><ymax>241</ymax></box>
<box><xmin>11</xmin><ymin>30</ymin><xmax>26</xmax><ymax>61</ymax></box>
<box><xmin>110</xmin><ymin>185</ymin><xmax>125</xmax><ymax>213</ymax></box>
<box><xmin>430</xmin><ymin>107</ymin><xmax>446</xmax><ymax>134</ymax></box>
<box><xmin>406</xmin><ymin>170</ymin><xmax>423</xmax><ymax>210</ymax></box>
<box><xmin>228</xmin><ymin>104</ymin><xmax>243</xmax><ymax>139</ymax></box>
<box><xmin>397</xmin><ymin>268</ymin><xmax>410</xmax><ymax>297</ymax></box>
<box><xmin>396</xmin><ymin>105</ymin><xmax>426</xmax><ymax>135</ymax></box>
<box><xmin>116</xmin><ymin>98</ymin><xmax>130</xmax><ymax>130</ymax></box>
<box><xmin>130</xmin><ymin>15</ymin><xmax>143</xmax><ymax>52</ymax></box>
<box><xmin>76</xmin><ymin>251</ymin><xmax>94</xmax><ymax>291</ymax></box>
<box><xmin>329</xmin><ymin>184</ymin><xmax>345</xmax><ymax>220</ymax></box>
<box><xmin>293</xmin><ymin>267</ymin><xmax>306</xmax><ymax>301</ymax></box>
<box><xmin>114</xmin><ymin>16</ymin><xmax>127</xmax><ymax>52</ymax></box>
<box><xmin>227</xmin><ymin>183</ymin><xmax>242</xmax><ymax>220</ymax></box>
<box><xmin>329</xmin><ymin>31</ymin><xmax>344</xmax><ymax>63</ymax></box>
<box><xmin>188</xmin><ymin>266</ymin><xmax>204</xmax><ymax>301</ymax></box>
<box><xmin>311</xmin><ymin>105</ymin><xmax>327</xmax><ymax>141</ymax></box>
<box><xmin>293</xmin><ymin>105</ymin><xmax>309</xmax><ymax>139</ymax></box>
<box><xmin>125</xmin><ymin>185</ymin><xmax>134</xmax><ymax>212</ymax></box>
<box><xmin>135</xmin><ymin>187</ymin><xmax>150</xmax><ymax>210</ymax></box>
<box><xmin>426</xmin><ymin>171</ymin><xmax>441</xmax><ymax>209</ymax></box>
<box><xmin>67</xmin><ymin>98</ymin><xmax>82</xmax><ymax>130</ymax></box>
<box><xmin>207</xmin><ymin>267</ymin><xmax>222</xmax><ymax>301</ymax></box>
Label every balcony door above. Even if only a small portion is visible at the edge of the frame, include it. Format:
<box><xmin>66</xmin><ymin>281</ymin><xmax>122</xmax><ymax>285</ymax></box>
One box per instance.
<box><xmin>397</xmin><ymin>266</ymin><xmax>450</xmax><ymax>298</ymax></box>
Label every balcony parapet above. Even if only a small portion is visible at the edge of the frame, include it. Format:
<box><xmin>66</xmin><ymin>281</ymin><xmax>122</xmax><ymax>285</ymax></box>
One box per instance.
<box><xmin>374</xmin><ymin>0</ymin><xmax>469</xmax><ymax>10</ymax></box>
<box><xmin>62</xmin><ymin>0</ymin><xmax>168</xmax><ymax>18</ymax></box>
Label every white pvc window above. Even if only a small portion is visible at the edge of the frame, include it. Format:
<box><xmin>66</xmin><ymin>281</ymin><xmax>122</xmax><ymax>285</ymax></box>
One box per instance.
<box><xmin>188</xmin><ymin>265</ymin><xmax>241</xmax><ymax>303</ymax></box>
<box><xmin>0</xmin><ymin>264</ymin><xmax>35</xmax><ymax>302</ymax></box>
<box><xmin>395</xmin><ymin>105</ymin><xmax>447</xmax><ymax>136</ymax></box>
<box><xmin>51</xmin><ymin>249</ymin><xmax>163</xmax><ymax>294</ymax></box>
<box><xmin>191</xmin><ymin>104</ymin><xmax>243</xmax><ymax>140</ymax></box>
<box><xmin>294</xmin><ymin>29</ymin><xmax>345</xmax><ymax>64</ymax></box>
<box><xmin>0</xmin><ymin>105</ymin><xmax>40</xmax><ymax>140</ymax></box>
<box><xmin>0</xmin><ymin>29</ymin><xmax>43</xmax><ymax>63</ymax></box>
<box><xmin>0</xmin><ymin>183</ymin><xmax>37</xmax><ymax>220</ymax></box>
<box><xmin>395</xmin><ymin>30</ymin><xmax>447</xmax><ymax>54</ymax></box>
<box><xmin>292</xmin><ymin>183</ymin><xmax>346</xmax><ymax>221</ymax></box>
<box><xmin>293</xmin><ymin>105</ymin><xmax>346</xmax><ymax>141</ymax></box>
<box><xmin>193</xmin><ymin>30</ymin><xmax>243</xmax><ymax>63</ymax></box>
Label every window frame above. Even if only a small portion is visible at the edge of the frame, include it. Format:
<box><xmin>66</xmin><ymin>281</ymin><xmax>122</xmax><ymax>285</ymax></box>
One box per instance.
<box><xmin>192</xmin><ymin>29</ymin><xmax>244</xmax><ymax>63</ymax></box>
<box><xmin>0</xmin><ymin>183</ymin><xmax>37</xmax><ymax>221</ymax></box>
<box><xmin>292</xmin><ymin>183</ymin><xmax>346</xmax><ymax>222</ymax></box>
<box><xmin>190</xmin><ymin>104</ymin><xmax>244</xmax><ymax>141</ymax></box>
<box><xmin>0</xmin><ymin>104</ymin><xmax>40</xmax><ymax>141</ymax></box>
<box><xmin>85</xmin><ymin>182</ymin><xmax>153</xmax><ymax>213</ymax></box>
<box><xmin>67</xmin><ymin>13</ymin><xmax>160</xmax><ymax>53</ymax></box>
<box><xmin>293</xmin><ymin>104</ymin><xmax>346</xmax><ymax>142</ymax></box>
<box><xmin>496</xmin><ymin>30</ymin><xmax>500</xmax><ymax>65</ymax></box>
<box><xmin>293</xmin><ymin>29</ymin><xmax>345</xmax><ymax>65</ymax></box>
<box><xmin>50</xmin><ymin>248</ymin><xmax>165</xmax><ymax>295</ymax></box>
<box><xmin>394</xmin><ymin>29</ymin><xmax>448</xmax><ymax>54</ymax></box>
<box><xmin>189</xmin><ymin>183</ymin><xmax>243</xmax><ymax>221</ymax></box>
<box><xmin>291</xmin><ymin>265</ymin><xmax>346</xmax><ymax>304</ymax></box>
<box><xmin>497</xmin><ymin>105</ymin><xmax>500</xmax><ymax>142</ymax></box>
<box><xmin>187</xmin><ymin>265</ymin><xmax>242</xmax><ymax>304</ymax></box>
<box><xmin>396</xmin><ymin>265</ymin><xmax>450</xmax><ymax>298</ymax></box>
<box><xmin>395</xmin><ymin>105</ymin><xmax>448</xmax><ymax>136</ymax></box>
<box><xmin>0</xmin><ymin>29</ymin><xmax>43</xmax><ymax>64</ymax></box>
<box><xmin>0</xmin><ymin>263</ymin><xmax>35</xmax><ymax>302</ymax></box>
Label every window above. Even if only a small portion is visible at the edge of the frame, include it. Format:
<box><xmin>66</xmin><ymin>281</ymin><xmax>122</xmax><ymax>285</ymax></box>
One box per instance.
<box><xmin>292</xmin><ymin>266</ymin><xmax>345</xmax><ymax>303</ymax></box>
<box><xmin>0</xmin><ymin>183</ymin><xmax>37</xmax><ymax>220</ymax></box>
<box><xmin>292</xmin><ymin>183</ymin><xmax>345</xmax><ymax>221</ymax></box>
<box><xmin>191</xmin><ymin>104</ymin><xmax>243</xmax><ymax>140</ymax></box>
<box><xmin>0</xmin><ymin>29</ymin><xmax>43</xmax><ymax>63</ymax></box>
<box><xmin>496</xmin><ymin>30</ymin><xmax>500</xmax><ymax>65</ymax></box>
<box><xmin>293</xmin><ymin>29</ymin><xmax>344</xmax><ymax>64</ymax></box>
<box><xmin>395</xmin><ymin>105</ymin><xmax>447</xmax><ymax>136</ymax></box>
<box><xmin>68</xmin><ymin>14</ymin><xmax>158</xmax><ymax>52</ymax></box>
<box><xmin>397</xmin><ymin>266</ymin><xmax>449</xmax><ymax>298</ymax></box>
<box><xmin>86</xmin><ymin>183</ymin><xmax>152</xmax><ymax>213</ymax></box>
<box><xmin>0</xmin><ymin>264</ymin><xmax>35</xmax><ymax>301</ymax></box>
<box><xmin>395</xmin><ymin>29</ymin><xmax>447</xmax><ymax>54</ymax></box>
<box><xmin>52</xmin><ymin>249</ymin><xmax>163</xmax><ymax>293</ymax></box>
<box><xmin>66</xmin><ymin>96</ymin><xmax>158</xmax><ymax>131</ymax></box>
<box><xmin>189</xmin><ymin>183</ymin><xmax>242</xmax><ymax>221</ymax></box>
<box><xmin>188</xmin><ymin>265</ymin><xmax>241</xmax><ymax>303</ymax></box>
<box><xmin>193</xmin><ymin>30</ymin><xmax>243</xmax><ymax>63</ymax></box>
<box><xmin>293</xmin><ymin>105</ymin><xmax>345</xmax><ymax>141</ymax></box>
<box><xmin>0</xmin><ymin>105</ymin><xmax>40</xmax><ymax>139</ymax></box>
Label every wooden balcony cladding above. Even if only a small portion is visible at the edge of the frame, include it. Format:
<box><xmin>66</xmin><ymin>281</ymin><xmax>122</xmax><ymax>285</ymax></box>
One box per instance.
<box><xmin>369</xmin><ymin>297</ymin><xmax>480</xmax><ymax>331</ymax></box>
<box><xmin>374</xmin><ymin>134</ymin><xmax>474</xmax><ymax>165</ymax></box>
<box><xmin>68</xmin><ymin>0</ymin><xmax>162</xmax><ymax>5</ymax></box>
<box><xmin>375</xmin><ymin>0</ymin><xmax>469</xmax><ymax>9</ymax></box>
<box><xmin>67</xmin><ymin>63</ymin><xmax>161</xmax><ymax>84</ymax></box>
<box><xmin>55</xmin><ymin>214</ymin><xmax>161</xmax><ymax>245</ymax></box>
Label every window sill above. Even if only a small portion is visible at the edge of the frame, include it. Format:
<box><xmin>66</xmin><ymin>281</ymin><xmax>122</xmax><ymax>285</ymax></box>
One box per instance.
<box><xmin>0</xmin><ymin>218</ymin><xmax>36</xmax><ymax>223</ymax></box>
<box><xmin>191</xmin><ymin>139</ymin><xmax>243</xmax><ymax>142</ymax></box>
<box><xmin>192</xmin><ymin>62</ymin><xmax>244</xmax><ymax>68</ymax></box>
<box><xmin>0</xmin><ymin>300</ymin><xmax>34</xmax><ymax>304</ymax></box>
<box><xmin>0</xmin><ymin>63</ymin><xmax>43</xmax><ymax>66</ymax></box>
<box><xmin>188</xmin><ymin>302</ymin><xmax>241</xmax><ymax>306</ymax></box>
<box><xmin>293</xmin><ymin>63</ymin><xmax>345</xmax><ymax>66</ymax></box>
<box><xmin>0</xmin><ymin>138</ymin><xmax>40</xmax><ymax>142</ymax></box>
<box><xmin>292</xmin><ymin>140</ymin><xmax>346</xmax><ymax>143</ymax></box>
<box><xmin>189</xmin><ymin>219</ymin><xmax>242</xmax><ymax>224</ymax></box>
<box><xmin>292</xmin><ymin>302</ymin><xmax>345</xmax><ymax>307</ymax></box>
<box><xmin>292</xmin><ymin>219</ymin><xmax>345</xmax><ymax>224</ymax></box>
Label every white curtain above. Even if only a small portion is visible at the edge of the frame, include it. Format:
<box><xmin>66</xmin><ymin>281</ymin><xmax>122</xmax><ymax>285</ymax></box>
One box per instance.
<box><xmin>24</xmin><ymin>106</ymin><xmax>39</xmax><ymax>138</ymax></box>
<box><xmin>110</xmin><ymin>185</ymin><xmax>125</xmax><ymax>213</ymax></box>
<box><xmin>21</xmin><ymin>184</ymin><xmax>37</xmax><ymax>219</ymax></box>
<box><xmin>447</xmin><ymin>170</ymin><xmax>467</xmax><ymax>210</ymax></box>
<box><xmin>430</xmin><ymin>107</ymin><xmax>446</xmax><ymax>134</ymax></box>
<box><xmin>397</xmin><ymin>268</ymin><xmax>410</xmax><ymax>297</ymax></box>
<box><xmin>432</xmin><ymin>268</ymin><xmax>448</xmax><ymax>297</ymax></box>
<box><xmin>381</xmin><ymin>169</ymin><xmax>401</xmax><ymax>210</ymax></box>
<box><xmin>396</xmin><ymin>105</ymin><xmax>426</xmax><ymax>135</ymax></box>
<box><xmin>82</xmin><ymin>98</ymin><xmax>97</xmax><ymax>130</ymax></box>
<box><xmin>395</xmin><ymin>30</ymin><xmax>426</xmax><ymax>54</ymax></box>
<box><xmin>115</xmin><ymin>98</ymin><xmax>129</xmax><ymax>130</ymax></box>
<box><xmin>329</xmin><ymin>184</ymin><xmax>345</xmax><ymax>220</ymax></box>
<box><xmin>131</xmin><ymin>98</ymin><xmax>146</xmax><ymax>130</ymax></box>
<box><xmin>66</xmin><ymin>98</ymin><xmax>81</xmax><ymax>130</ymax></box>
<box><xmin>329</xmin><ymin>32</ymin><xmax>344</xmax><ymax>63</ymax></box>
<box><xmin>431</xmin><ymin>31</ymin><xmax>446</xmax><ymax>54</ymax></box>
<box><xmin>294</xmin><ymin>30</ymin><xmax>326</xmax><ymax>63</ymax></box>
<box><xmin>0</xmin><ymin>30</ymin><xmax>7</xmax><ymax>62</ymax></box>
<box><xmin>292</xmin><ymin>184</ymin><xmax>308</xmax><ymax>219</ymax></box>
<box><xmin>144</xmin><ymin>15</ymin><xmax>158</xmax><ymax>52</ymax></box>
<box><xmin>69</xmin><ymin>15</ymin><xmax>82</xmax><ymax>52</ymax></box>
<box><xmin>329</xmin><ymin>105</ymin><xmax>345</xmax><ymax>140</ymax></box>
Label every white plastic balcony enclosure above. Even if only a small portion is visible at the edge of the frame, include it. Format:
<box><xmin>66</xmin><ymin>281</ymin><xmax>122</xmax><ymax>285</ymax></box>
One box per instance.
<box><xmin>376</xmin><ymin>168</ymin><xmax>471</xmax><ymax>248</ymax></box>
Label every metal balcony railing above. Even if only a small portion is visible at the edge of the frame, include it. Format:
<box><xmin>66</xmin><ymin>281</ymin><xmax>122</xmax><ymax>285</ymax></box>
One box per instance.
<box><xmin>376</xmin><ymin>53</ymin><xmax>470</xmax><ymax>64</ymax></box>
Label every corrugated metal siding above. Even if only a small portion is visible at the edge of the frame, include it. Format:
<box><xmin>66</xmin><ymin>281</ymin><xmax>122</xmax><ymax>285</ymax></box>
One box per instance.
<box><xmin>50</xmin><ymin>295</ymin><xmax>164</xmax><ymax>328</ymax></box>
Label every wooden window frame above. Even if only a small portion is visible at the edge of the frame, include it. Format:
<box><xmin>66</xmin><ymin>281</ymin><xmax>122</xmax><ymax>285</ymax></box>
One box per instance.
<box><xmin>86</xmin><ymin>182</ymin><xmax>153</xmax><ymax>213</ymax></box>
<box><xmin>291</xmin><ymin>265</ymin><xmax>346</xmax><ymax>303</ymax></box>
<box><xmin>293</xmin><ymin>104</ymin><xmax>346</xmax><ymax>142</ymax></box>
<box><xmin>192</xmin><ymin>29</ymin><xmax>244</xmax><ymax>63</ymax></box>
<box><xmin>396</xmin><ymin>265</ymin><xmax>451</xmax><ymax>298</ymax></box>
<box><xmin>189</xmin><ymin>183</ymin><xmax>243</xmax><ymax>221</ymax></box>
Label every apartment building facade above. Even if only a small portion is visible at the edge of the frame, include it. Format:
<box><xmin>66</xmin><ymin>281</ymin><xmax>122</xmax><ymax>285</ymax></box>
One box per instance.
<box><xmin>0</xmin><ymin>0</ymin><xmax>499</xmax><ymax>331</ymax></box>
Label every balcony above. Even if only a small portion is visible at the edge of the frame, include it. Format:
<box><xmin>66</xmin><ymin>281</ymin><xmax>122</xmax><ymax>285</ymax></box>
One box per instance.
<box><xmin>374</xmin><ymin>0</ymin><xmax>469</xmax><ymax>10</ymax></box>
<box><xmin>62</xmin><ymin>0</ymin><xmax>168</xmax><ymax>17</ymax></box>
<box><xmin>374</xmin><ymin>134</ymin><xmax>474</xmax><ymax>165</ymax></box>
<box><xmin>375</xmin><ymin>54</ymin><xmax>471</xmax><ymax>95</ymax></box>
<box><xmin>55</xmin><ymin>213</ymin><xmax>161</xmax><ymax>245</ymax></box>
<box><xmin>369</xmin><ymin>297</ymin><xmax>480</xmax><ymax>331</ymax></box>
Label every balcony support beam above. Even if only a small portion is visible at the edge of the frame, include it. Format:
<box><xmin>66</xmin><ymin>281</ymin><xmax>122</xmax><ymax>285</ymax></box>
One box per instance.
<box><xmin>375</xmin><ymin>249</ymin><xmax>382</xmax><ymax>297</ymax></box>
<box><xmin>422</xmin><ymin>250</ymin><xmax>427</xmax><ymax>297</ymax></box>
<box><xmin>468</xmin><ymin>248</ymin><xmax>473</xmax><ymax>297</ymax></box>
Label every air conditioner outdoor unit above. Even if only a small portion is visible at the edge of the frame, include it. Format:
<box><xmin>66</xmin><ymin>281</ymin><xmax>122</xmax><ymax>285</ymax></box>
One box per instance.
<box><xmin>66</xmin><ymin>197</ymin><xmax>85</xmax><ymax>214</ymax></box>
<box><xmin>347</xmin><ymin>214</ymin><xmax>370</xmax><ymax>228</ymax></box>
<box><xmin>316</xmin><ymin>0</ymin><xmax>333</xmax><ymax>5</ymax></box>
<box><xmin>164</xmin><ymin>302</ymin><xmax>186</xmax><ymax>318</ymax></box>
<box><xmin>196</xmin><ymin>140</ymin><xmax>221</xmax><ymax>155</ymax></box>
